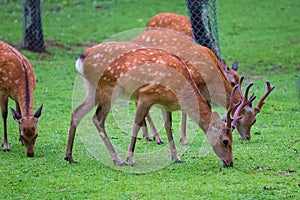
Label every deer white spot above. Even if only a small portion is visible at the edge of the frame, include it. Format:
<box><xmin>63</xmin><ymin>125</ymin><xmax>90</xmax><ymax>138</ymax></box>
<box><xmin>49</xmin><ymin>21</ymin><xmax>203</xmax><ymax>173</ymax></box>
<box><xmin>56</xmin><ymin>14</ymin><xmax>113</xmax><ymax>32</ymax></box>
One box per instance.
<box><xmin>2</xmin><ymin>77</ymin><xmax>8</xmax><ymax>81</ymax></box>
<box><xmin>133</xmin><ymin>58</ymin><xmax>138</xmax><ymax>64</ymax></box>
<box><xmin>93</xmin><ymin>53</ymin><xmax>100</xmax><ymax>59</ymax></box>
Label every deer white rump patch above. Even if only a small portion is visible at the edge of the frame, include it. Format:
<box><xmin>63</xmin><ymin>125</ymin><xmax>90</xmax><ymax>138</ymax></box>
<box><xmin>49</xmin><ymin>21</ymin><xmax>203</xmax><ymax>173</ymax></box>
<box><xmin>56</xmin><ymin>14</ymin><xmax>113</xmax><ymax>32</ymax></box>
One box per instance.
<box><xmin>75</xmin><ymin>57</ymin><xmax>84</xmax><ymax>75</ymax></box>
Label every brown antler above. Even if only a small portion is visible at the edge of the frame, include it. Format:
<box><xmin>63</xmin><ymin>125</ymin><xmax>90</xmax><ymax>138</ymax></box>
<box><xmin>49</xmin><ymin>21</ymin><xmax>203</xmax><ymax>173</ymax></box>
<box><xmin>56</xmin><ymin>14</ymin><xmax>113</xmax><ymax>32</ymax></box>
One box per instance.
<box><xmin>226</xmin><ymin>85</ymin><xmax>241</xmax><ymax>129</ymax></box>
<box><xmin>229</xmin><ymin>77</ymin><xmax>256</xmax><ymax>129</ymax></box>
<box><xmin>254</xmin><ymin>81</ymin><xmax>275</xmax><ymax>115</ymax></box>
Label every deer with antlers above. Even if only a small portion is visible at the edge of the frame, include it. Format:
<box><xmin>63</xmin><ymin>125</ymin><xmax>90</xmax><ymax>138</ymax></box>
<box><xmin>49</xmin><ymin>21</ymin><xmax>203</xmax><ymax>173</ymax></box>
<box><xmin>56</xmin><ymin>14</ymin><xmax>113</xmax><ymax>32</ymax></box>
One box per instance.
<box><xmin>65</xmin><ymin>42</ymin><xmax>251</xmax><ymax>166</ymax></box>
<box><xmin>0</xmin><ymin>41</ymin><xmax>43</xmax><ymax>157</ymax></box>
<box><xmin>146</xmin><ymin>12</ymin><xmax>239</xmax><ymax>84</ymax></box>
<box><xmin>132</xmin><ymin>29</ymin><xmax>275</xmax><ymax>142</ymax></box>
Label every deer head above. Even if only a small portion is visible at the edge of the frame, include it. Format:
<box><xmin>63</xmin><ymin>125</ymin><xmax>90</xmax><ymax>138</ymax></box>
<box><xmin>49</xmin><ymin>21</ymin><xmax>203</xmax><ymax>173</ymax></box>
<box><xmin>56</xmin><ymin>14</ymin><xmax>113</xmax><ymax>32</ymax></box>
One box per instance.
<box><xmin>11</xmin><ymin>105</ymin><xmax>43</xmax><ymax>157</ymax></box>
<box><xmin>208</xmin><ymin>84</ymin><xmax>250</xmax><ymax>167</ymax></box>
<box><xmin>221</xmin><ymin>59</ymin><xmax>239</xmax><ymax>86</ymax></box>
<box><xmin>235</xmin><ymin>77</ymin><xmax>275</xmax><ymax>140</ymax></box>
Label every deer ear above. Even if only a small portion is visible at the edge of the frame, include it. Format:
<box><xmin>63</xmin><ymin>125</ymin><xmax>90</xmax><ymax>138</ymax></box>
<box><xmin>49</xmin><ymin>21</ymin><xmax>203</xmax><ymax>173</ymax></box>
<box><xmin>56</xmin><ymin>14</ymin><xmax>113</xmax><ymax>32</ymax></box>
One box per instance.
<box><xmin>232</xmin><ymin>61</ymin><xmax>238</xmax><ymax>71</ymax></box>
<box><xmin>212</xmin><ymin>112</ymin><xmax>220</xmax><ymax>121</ymax></box>
<box><xmin>11</xmin><ymin>107</ymin><xmax>22</xmax><ymax>122</ymax></box>
<box><xmin>34</xmin><ymin>104</ymin><xmax>43</xmax><ymax>119</ymax></box>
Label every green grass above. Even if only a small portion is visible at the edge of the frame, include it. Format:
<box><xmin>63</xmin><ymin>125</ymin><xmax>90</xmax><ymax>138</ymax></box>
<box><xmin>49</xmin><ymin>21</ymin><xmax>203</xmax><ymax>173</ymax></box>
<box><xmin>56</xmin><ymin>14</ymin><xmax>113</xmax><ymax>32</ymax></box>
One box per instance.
<box><xmin>0</xmin><ymin>0</ymin><xmax>299</xmax><ymax>199</ymax></box>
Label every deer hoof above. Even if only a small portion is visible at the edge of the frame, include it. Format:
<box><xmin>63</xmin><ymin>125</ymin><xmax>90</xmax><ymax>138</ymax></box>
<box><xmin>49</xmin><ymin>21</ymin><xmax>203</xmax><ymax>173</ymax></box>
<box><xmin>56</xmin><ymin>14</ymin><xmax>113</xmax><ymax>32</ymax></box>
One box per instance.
<box><xmin>3</xmin><ymin>148</ymin><xmax>10</xmax><ymax>152</ymax></box>
<box><xmin>157</xmin><ymin>141</ymin><xmax>164</xmax><ymax>145</ymax></box>
<box><xmin>114</xmin><ymin>160</ymin><xmax>128</xmax><ymax>166</ymax></box>
<box><xmin>174</xmin><ymin>159</ymin><xmax>183</xmax><ymax>163</ymax></box>
<box><xmin>146</xmin><ymin>138</ymin><xmax>153</xmax><ymax>142</ymax></box>
<box><xmin>64</xmin><ymin>156</ymin><xmax>78</xmax><ymax>164</ymax></box>
<box><xmin>121</xmin><ymin>162</ymin><xmax>128</xmax><ymax>166</ymax></box>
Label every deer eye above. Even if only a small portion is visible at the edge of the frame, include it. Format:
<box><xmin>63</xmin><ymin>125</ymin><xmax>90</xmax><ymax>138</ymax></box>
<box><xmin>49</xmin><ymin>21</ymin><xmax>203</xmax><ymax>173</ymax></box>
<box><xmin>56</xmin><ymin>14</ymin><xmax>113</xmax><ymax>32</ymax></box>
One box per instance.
<box><xmin>223</xmin><ymin>139</ymin><xmax>229</xmax><ymax>145</ymax></box>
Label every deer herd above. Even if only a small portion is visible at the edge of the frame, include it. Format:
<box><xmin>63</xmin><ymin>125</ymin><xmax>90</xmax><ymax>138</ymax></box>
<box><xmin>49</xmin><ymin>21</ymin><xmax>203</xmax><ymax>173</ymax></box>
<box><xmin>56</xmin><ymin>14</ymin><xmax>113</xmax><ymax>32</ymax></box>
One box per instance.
<box><xmin>1</xmin><ymin>12</ymin><xmax>274</xmax><ymax>168</ymax></box>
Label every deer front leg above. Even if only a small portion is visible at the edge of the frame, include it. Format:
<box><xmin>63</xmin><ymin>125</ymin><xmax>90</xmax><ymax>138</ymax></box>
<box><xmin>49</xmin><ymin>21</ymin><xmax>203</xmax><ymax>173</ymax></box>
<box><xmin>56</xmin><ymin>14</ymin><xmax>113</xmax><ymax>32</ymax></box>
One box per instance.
<box><xmin>1</xmin><ymin>97</ymin><xmax>9</xmax><ymax>152</ymax></box>
<box><xmin>164</xmin><ymin>111</ymin><xmax>182</xmax><ymax>163</ymax></box>
<box><xmin>127</xmin><ymin>123</ymin><xmax>140</xmax><ymax>166</ymax></box>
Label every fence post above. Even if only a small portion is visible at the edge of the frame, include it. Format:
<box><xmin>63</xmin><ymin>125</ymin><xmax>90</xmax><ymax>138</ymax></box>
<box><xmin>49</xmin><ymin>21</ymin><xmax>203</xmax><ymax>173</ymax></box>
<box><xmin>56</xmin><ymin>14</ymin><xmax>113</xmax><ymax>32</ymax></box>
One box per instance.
<box><xmin>23</xmin><ymin>0</ymin><xmax>45</xmax><ymax>53</ymax></box>
<box><xmin>186</xmin><ymin>0</ymin><xmax>221</xmax><ymax>60</ymax></box>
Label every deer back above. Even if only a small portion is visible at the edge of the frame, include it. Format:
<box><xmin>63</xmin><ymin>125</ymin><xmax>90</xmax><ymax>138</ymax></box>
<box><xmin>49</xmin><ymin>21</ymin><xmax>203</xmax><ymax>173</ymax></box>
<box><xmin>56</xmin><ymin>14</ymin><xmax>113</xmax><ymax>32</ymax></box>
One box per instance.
<box><xmin>146</xmin><ymin>12</ymin><xmax>193</xmax><ymax>37</ymax></box>
<box><xmin>131</xmin><ymin>29</ymin><xmax>233</xmax><ymax>107</ymax></box>
<box><xmin>77</xmin><ymin>42</ymin><xmax>142</xmax><ymax>88</ymax></box>
<box><xmin>97</xmin><ymin>47</ymin><xmax>213</xmax><ymax>127</ymax></box>
<box><xmin>0</xmin><ymin>41</ymin><xmax>36</xmax><ymax>116</ymax></box>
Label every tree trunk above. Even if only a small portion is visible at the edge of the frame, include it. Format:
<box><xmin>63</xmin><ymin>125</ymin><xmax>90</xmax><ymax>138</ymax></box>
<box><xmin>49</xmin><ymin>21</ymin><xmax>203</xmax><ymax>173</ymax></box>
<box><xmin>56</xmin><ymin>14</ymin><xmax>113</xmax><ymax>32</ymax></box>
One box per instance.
<box><xmin>23</xmin><ymin>0</ymin><xmax>45</xmax><ymax>52</ymax></box>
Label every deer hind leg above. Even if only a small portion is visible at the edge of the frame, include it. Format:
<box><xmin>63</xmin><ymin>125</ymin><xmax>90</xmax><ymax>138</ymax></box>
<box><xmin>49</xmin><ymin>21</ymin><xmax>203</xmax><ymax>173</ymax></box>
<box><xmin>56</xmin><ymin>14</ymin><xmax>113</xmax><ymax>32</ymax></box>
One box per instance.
<box><xmin>141</xmin><ymin>118</ymin><xmax>151</xmax><ymax>141</ymax></box>
<box><xmin>164</xmin><ymin>111</ymin><xmax>182</xmax><ymax>163</ymax></box>
<box><xmin>127</xmin><ymin>100</ymin><xmax>153</xmax><ymax>166</ymax></box>
<box><xmin>65</xmin><ymin>90</ymin><xmax>96</xmax><ymax>163</ymax></box>
<box><xmin>180</xmin><ymin>113</ymin><xmax>188</xmax><ymax>145</ymax></box>
<box><xmin>146</xmin><ymin>112</ymin><xmax>163</xmax><ymax>144</ymax></box>
<box><xmin>1</xmin><ymin>96</ymin><xmax>9</xmax><ymax>152</ymax></box>
<box><xmin>92</xmin><ymin>101</ymin><xmax>126</xmax><ymax>166</ymax></box>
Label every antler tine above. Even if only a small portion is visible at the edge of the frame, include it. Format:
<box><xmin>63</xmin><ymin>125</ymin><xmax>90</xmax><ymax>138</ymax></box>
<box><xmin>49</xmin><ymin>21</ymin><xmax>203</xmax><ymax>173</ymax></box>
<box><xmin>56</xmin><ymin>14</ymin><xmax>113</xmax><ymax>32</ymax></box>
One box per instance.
<box><xmin>237</xmin><ymin>76</ymin><xmax>245</xmax><ymax>95</ymax></box>
<box><xmin>254</xmin><ymin>81</ymin><xmax>275</xmax><ymax>115</ymax></box>
<box><xmin>231</xmin><ymin>82</ymin><xmax>256</xmax><ymax>128</ymax></box>
<box><xmin>226</xmin><ymin>85</ymin><xmax>241</xmax><ymax>128</ymax></box>
<box><xmin>243</xmin><ymin>82</ymin><xmax>256</xmax><ymax>106</ymax></box>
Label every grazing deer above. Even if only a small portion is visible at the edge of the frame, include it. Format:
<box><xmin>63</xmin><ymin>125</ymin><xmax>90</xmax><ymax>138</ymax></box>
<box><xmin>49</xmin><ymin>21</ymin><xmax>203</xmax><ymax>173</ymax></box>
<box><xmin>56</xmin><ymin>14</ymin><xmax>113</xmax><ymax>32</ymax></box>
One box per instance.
<box><xmin>66</xmin><ymin>45</ymin><xmax>248</xmax><ymax>167</ymax></box>
<box><xmin>146</xmin><ymin>12</ymin><xmax>239</xmax><ymax>83</ymax></box>
<box><xmin>132</xmin><ymin>29</ymin><xmax>274</xmax><ymax>142</ymax></box>
<box><xmin>65</xmin><ymin>41</ymin><xmax>145</xmax><ymax>163</ymax></box>
<box><xmin>0</xmin><ymin>41</ymin><xmax>43</xmax><ymax>157</ymax></box>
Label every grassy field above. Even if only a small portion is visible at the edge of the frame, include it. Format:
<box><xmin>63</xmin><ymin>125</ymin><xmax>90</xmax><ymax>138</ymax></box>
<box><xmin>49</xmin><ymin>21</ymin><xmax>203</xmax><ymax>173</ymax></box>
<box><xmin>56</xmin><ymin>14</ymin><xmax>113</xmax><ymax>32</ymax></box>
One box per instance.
<box><xmin>0</xmin><ymin>0</ymin><xmax>299</xmax><ymax>199</ymax></box>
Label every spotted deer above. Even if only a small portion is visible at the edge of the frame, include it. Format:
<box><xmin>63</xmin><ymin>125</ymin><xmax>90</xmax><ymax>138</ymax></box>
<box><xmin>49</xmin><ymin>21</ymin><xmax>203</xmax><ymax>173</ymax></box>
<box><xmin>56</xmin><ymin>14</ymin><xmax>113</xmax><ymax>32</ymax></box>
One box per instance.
<box><xmin>132</xmin><ymin>29</ymin><xmax>274</xmax><ymax>143</ymax></box>
<box><xmin>146</xmin><ymin>12</ymin><xmax>239</xmax><ymax>84</ymax></box>
<box><xmin>65</xmin><ymin>44</ymin><xmax>249</xmax><ymax>167</ymax></box>
<box><xmin>0</xmin><ymin>41</ymin><xmax>43</xmax><ymax>157</ymax></box>
<box><xmin>65</xmin><ymin>41</ymin><xmax>145</xmax><ymax>163</ymax></box>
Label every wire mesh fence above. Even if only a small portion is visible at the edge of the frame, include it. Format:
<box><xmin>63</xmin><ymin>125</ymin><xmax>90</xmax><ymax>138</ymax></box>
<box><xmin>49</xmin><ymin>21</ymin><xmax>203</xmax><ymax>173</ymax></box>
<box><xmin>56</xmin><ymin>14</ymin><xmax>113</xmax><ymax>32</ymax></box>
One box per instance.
<box><xmin>186</xmin><ymin>0</ymin><xmax>221</xmax><ymax>60</ymax></box>
<box><xmin>23</xmin><ymin>0</ymin><xmax>45</xmax><ymax>52</ymax></box>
